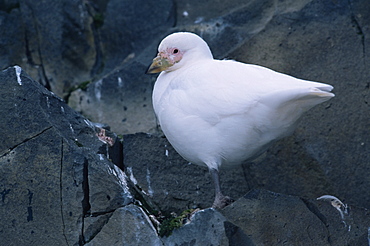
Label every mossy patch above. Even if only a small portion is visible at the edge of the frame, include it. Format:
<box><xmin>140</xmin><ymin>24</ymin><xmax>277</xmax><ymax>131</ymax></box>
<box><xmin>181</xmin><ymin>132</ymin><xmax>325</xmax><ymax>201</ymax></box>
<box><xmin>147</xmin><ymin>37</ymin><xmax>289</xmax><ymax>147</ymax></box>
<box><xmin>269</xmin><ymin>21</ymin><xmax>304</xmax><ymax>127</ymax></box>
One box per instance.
<box><xmin>93</xmin><ymin>13</ymin><xmax>104</xmax><ymax>29</ymax></box>
<box><xmin>159</xmin><ymin>209</ymin><xmax>197</xmax><ymax>237</ymax></box>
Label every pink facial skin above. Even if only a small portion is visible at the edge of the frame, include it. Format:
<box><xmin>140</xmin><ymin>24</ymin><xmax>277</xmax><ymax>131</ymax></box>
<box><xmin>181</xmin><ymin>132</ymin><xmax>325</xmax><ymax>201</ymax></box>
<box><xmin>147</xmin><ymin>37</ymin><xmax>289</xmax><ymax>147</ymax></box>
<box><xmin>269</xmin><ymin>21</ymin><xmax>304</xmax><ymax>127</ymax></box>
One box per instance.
<box><xmin>159</xmin><ymin>47</ymin><xmax>183</xmax><ymax>65</ymax></box>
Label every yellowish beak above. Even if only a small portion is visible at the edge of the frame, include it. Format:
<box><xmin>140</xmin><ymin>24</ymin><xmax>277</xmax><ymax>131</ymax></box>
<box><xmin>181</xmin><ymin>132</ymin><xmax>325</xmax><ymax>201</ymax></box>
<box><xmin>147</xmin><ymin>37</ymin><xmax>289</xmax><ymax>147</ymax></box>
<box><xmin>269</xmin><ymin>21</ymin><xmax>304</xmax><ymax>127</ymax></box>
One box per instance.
<box><xmin>146</xmin><ymin>55</ymin><xmax>172</xmax><ymax>74</ymax></box>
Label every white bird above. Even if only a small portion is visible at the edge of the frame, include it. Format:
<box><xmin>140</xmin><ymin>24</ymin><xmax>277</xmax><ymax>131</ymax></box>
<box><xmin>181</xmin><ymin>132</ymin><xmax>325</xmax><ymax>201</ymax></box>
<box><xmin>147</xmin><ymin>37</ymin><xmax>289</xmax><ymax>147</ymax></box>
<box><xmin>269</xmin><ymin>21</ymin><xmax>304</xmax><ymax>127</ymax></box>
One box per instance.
<box><xmin>146</xmin><ymin>32</ymin><xmax>334</xmax><ymax>208</ymax></box>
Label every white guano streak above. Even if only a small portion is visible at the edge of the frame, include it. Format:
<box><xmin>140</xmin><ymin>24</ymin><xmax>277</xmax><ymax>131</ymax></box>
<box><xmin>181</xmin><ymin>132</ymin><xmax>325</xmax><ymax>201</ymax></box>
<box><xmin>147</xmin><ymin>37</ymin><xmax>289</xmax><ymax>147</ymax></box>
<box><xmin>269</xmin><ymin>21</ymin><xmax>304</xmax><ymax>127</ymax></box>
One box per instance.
<box><xmin>14</xmin><ymin>65</ymin><xmax>22</xmax><ymax>85</ymax></box>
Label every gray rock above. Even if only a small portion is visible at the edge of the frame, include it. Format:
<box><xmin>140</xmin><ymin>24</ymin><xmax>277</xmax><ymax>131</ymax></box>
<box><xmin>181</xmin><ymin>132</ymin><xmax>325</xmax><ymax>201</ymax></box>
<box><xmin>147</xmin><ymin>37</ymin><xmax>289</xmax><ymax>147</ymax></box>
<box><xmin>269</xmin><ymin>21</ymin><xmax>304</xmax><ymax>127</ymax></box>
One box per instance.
<box><xmin>1</xmin><ymin>0</ymin><xmax>370</xmax><ymax>244</ymax></box>
<box><xmin>1</xmin><ymin>0</ymin><xmax>369</xmax><ymax>144</ymax></box>
<box><xmin>14</xmin><ymin>0</ymin><xmax>96</xmax><ymax>96</ymax></box>
<box><xmin>153</xmin><ymin>189</ymin><xmax>370</xmax><ymax>246</ymax></box>
<box><xmin>0</xmin><ymin>66</ymin><xmax>368</xmax><ymax>245</ymax></box>
<box><xmin>225</xmin><ymin>190</ymin><xmax>329</xmax><ymax>245</ymax></box>
<box><xmin>67</xmin><ymin>0</ymin><xmax>175</xmax><ymax>134</ymax></box>
<box><xmin>163</xmin><ymin>189</ymin><xmax>370</xmax><ymax>246</ymax></box>
<box><xmin>1</xmin><ymin>125</ymin><xmax>80</xmax><ymax>246</ymax></box>
<box><xmin>85</xmin><ymin>204</ymin><xmax>163</xmax><ymax>246</ymax></box>
<box><xmin>0</xmin><ymin>0</ymin><xmax>174</xmax><ymax>98</ymax></box>
<box><xmin>0</xmin><ymin>66</ymin><xmax>133</xmax><ymax>245</ymax></box>
<box><xmin>123</xmin><ymin>133</ymin><xmax>250</xmax><ymax>215</ymax></box>
<box><xmin>123</xmin><ymin>132</ymin><xmax>370</xmax><ymax>244</ymax></box>
<box><xmin>163</xmin><ymin>208</ymin><xmax>229</xmax><ymax>246</ymax></box>
<box><xmin>221</xmin><ymin>189</ymin><xmax>370</xmax><ymax>245</ymax></box>
<box><xmin>226</xmin><ymin>0</ymin><xmax>370</xmax><ymax>210</ymax></box>
<box><xmin>68</xmin><ymin>60</ymin><xmax>159</xmax><ymax>134</ymax></box>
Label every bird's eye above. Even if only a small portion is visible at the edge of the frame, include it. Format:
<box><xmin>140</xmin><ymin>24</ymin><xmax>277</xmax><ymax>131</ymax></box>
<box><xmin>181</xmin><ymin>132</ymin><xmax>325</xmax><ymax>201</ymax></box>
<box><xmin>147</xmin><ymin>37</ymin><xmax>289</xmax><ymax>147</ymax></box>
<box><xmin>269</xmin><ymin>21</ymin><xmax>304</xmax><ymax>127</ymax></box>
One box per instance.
<box><xmin>173</xmin><ymin>49</ymin><xmax>179</xmax><ymax>54</ymax></box>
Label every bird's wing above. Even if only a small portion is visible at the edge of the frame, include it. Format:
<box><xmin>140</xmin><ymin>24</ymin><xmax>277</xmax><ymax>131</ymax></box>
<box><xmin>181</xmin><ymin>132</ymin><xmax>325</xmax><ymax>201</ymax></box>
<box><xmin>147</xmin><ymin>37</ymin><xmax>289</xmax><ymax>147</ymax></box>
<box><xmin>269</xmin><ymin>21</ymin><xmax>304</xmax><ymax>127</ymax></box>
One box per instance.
<box><xmin>164</xmin><ymin>59</ymin><xmax>333</xmax><ymax>126</ymax></box>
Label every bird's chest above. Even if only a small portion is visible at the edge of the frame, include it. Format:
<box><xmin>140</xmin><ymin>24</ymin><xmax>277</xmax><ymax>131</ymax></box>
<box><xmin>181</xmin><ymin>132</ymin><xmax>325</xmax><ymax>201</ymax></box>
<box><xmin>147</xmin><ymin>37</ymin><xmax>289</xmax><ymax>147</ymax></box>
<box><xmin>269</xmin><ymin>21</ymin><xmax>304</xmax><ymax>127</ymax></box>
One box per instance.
<box><xmin>153</xmin><ymin>71</ymin><xmax>204</xmax><ymax>118</ymax></box>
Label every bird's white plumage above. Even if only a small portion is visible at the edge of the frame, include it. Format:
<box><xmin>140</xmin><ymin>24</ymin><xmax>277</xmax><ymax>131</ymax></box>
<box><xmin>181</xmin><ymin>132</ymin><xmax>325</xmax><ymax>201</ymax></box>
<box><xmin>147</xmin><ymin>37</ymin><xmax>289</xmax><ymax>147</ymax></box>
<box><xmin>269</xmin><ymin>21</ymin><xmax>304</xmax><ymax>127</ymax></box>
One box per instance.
<box><xmin>151</xmin><ymin>32</ymin><xmax>334</xmax><ymax>171</ymax></box>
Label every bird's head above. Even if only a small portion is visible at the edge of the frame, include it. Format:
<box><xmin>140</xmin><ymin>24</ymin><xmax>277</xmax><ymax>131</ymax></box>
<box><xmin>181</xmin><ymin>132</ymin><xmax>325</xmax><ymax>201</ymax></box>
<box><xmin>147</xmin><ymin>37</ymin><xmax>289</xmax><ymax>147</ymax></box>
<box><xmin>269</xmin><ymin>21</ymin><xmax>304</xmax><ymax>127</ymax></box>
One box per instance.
<box><xmin>146</xmin><ymin>32</ymin><xmax>213</xmax><ymax>74</ymax></box>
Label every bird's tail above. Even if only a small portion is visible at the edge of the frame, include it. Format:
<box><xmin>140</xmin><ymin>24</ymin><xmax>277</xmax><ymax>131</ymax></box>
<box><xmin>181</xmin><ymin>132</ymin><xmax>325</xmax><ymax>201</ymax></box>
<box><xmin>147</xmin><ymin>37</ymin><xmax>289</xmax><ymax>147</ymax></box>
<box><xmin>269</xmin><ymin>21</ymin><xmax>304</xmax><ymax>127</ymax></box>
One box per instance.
<box><xmin>308</xmin><ymin>87</ymin><xmax>335</xmax><ymax>99</ymax></box>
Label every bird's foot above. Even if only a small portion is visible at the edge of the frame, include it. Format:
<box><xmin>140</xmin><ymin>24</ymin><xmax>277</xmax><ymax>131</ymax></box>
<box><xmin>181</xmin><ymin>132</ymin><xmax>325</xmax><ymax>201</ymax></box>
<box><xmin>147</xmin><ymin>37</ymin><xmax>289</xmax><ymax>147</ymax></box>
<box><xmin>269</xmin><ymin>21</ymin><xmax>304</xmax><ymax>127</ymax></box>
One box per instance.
<box><xmin>212</xmin><ymin>193</ymin><xmax>234</xmax><ymax>209</ymax></box>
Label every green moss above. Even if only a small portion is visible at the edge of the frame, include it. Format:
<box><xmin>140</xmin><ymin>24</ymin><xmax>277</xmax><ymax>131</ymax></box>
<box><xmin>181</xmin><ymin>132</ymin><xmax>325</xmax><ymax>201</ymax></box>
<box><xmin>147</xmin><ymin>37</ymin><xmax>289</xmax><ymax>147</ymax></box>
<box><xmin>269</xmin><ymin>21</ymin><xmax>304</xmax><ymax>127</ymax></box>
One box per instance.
<box><xmin>64</xmin><ymin>80</ymin><xmax>92</xmax><ymax>102</ymax></box>
<box><xmin>159</xmin><ymin>209</ymin><xmax>196</xmax><ymax>237</ymax></box>
<box><xmin>77</xmin><ymin>80</ymin><xmax>91</xmax><ymax>91</ymax></box>
<box><xmin>74</xmin><ymin>140</ymin><xmax>84</xmax><ymax>147</ymax></box>
<box><xmin>93</xmin><ymin>13</ymin><xmax>104</xmax><ymax>29</ymax></box>
<box><xmin>67</xmin><ymin>80</ymin><xmax>91</xmax><ymax>94</ymax></box>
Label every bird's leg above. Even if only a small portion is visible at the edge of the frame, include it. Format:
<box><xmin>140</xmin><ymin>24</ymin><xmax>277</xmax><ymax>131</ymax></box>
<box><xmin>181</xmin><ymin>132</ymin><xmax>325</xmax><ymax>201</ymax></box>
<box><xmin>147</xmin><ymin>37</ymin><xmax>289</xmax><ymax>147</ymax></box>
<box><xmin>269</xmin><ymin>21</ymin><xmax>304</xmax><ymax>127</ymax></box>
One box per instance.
<box><xmin>209</xmin><ymin>168</ymin><xmax>233</xmax><ymax>209</ymax></box>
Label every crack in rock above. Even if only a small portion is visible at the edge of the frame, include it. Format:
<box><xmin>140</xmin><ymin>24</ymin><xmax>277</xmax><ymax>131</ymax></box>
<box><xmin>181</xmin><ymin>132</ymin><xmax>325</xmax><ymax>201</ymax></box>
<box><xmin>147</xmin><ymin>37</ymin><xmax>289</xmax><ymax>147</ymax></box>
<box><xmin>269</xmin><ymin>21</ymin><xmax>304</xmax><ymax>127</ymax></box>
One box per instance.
<box><xmin>80</xmin><ymin>157</ymin><xmax>91</xmax><ymax>245</ymax></box>
<box><xmin>59</xmin><ymin>139</ymin><xmax>70</xmax><ymax>246</ymax></box>
<box><xmin>26</xmin><ymin>189</ymin><xmax>34</xmax><ymax>222</ymax></box>
<box><xmin>0</xmin><ymin>189</ymin><xmax>10</xmax><ymax>203</ymax></box>
<box><xmin>300</xmin><ymin>198</ymin><xmax>332</xmax><ymax>245</ymax></box>
<box><xmin>350</xmin><ymin>14</ymin><xmax>366</xmax><ymax>56</ymax></box>
<box><xmin>82</xmin><ymin>211</ymin><xmax>115</xmax><ymax>244</ymax></box>
<box><xmin>1</xmin><ymin>126</ymin><xmax>53</xmax><ymax>157</ymax></box>
<box><xmin>348</xmin><ymin>0</ymin><xmax>366</xmax><ymax>58</ymax></box>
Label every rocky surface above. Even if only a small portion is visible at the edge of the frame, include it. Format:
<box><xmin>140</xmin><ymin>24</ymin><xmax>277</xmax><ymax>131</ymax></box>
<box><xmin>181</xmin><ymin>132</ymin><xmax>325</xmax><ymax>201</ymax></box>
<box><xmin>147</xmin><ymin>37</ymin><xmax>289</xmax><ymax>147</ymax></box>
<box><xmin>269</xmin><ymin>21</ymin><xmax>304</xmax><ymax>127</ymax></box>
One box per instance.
<box><xmin>2</xmin><ymin>63</ymin><xmax>369</xmax><ymax>246</ymax></box>
<box><xmin>162</xmin><ymin>189</ymin><xmax>370</xmax><ymax>246</ymax></box>
<box><xmin>0</xmin><ymin>66</ymin><xmax>134</xmax><ymax>245</ymax></box>
<box><xmin>123</xmin><ymin>133</ymin><xmax>370</xmax><ymax>245</ymax></box>
<box><xmin>123</xmin><ymin>133</ymin><xmax>250</xmax><ymax>215</ymax></box>
<box><xmin>1</xmin><ymin>0</ymin><xmax>370</xmax><ymax>245</ymax></box>
<box><xmin>0</xmin><ymin>0</ymin><xmax>367</xmax><ymax>135</ymax></box>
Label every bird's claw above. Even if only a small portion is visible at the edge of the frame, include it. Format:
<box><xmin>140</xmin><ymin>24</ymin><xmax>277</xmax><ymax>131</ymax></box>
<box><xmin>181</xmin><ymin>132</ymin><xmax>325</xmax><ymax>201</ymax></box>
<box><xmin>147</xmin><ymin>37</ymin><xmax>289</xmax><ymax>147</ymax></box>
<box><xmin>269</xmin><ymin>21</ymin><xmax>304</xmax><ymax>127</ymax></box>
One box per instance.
<box><xmin>212</xmin><ymin>194</ymin><xmax>234</xmax><ymax>209</ymax></box>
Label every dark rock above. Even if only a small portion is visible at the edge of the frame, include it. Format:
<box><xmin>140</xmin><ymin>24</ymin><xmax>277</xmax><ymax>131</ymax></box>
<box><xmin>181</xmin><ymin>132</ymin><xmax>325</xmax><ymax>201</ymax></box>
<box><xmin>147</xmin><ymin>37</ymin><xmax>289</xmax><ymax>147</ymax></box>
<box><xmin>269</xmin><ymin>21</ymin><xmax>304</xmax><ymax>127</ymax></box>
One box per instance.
<box><xmin>223</xmin><ymin>190</ymin><xmax>329</xmax><ymax>245</ymax></box>
<box><xmin>97</xmin><ymin>0</ymin><xmax>175</xmax><ymax>75</ymax></box>
<box><xmin>85</xmin><ymin>205</ymin><xmax>163</xmax><ymax>246</ymax></box>
<box><xmin>155</xmin><ymin>189</ymin><xmax>370</xmax><ymax>245</ymax></box>
<box><xmin>67</xmin><ymin>0</ymin><xmax>177</xmax><ymax>133</ymax></box>
<box><xmin>1</xmin><ymin>67</ymin><xmax>369</xmax><ymax>245</ymax></box>
<box><xmin>152</xmin><ymin>188</ymin><xmax>370</xmax><ymax>245</ymax></box>
<box><xmin>163</xmin><ymin>208</ymin><xmax>229</xmax><ymax>246</ymax></box>
<box><xmin>2</xmin><ymin>0</ymin><xmax>368</xmax><ymax>145</ymax></box>
<box><xmin>0</xmin><ymin>0</ymin><xmax>174</xmax><ymax>98</ymax></box>
<box><xmin>123</xmin><ymin>133</ymin><xmax>250</xmax><ymax>215</ymax></box>
<box><xmin>16</xmin><ymin>0</ymin><xmax>96</xmax><ymax>96</ymax></box>
<box><xmin>0</xmin><ymin>66</ymin><xmax>133</xmax><ymax>245</ymax></box>
<box><xmin>123</xmin><ymin>132</ymin><xmax>370</xmax><ymax>244</ymax></box>
<box><xmin>226</xmin><ymin>0</ymin><xmax>370</xmax><ymax>209</ymax></box>
<box><xmin>221</xmin><ymin>189</ymin><xmax>370</xmax><ymax>245</ymax></box>
<box><xmin>68</xmin><ymin>59</ymin><xmax>159</xmax><ymax>134</ymax></box>
<box><xmin>1</xmin><ymin>126</ymin><xmax>80</xmax><ymax>245</ymax></box>
<box><xmin>1</xmin><ymin>0</ymin><xmax>370</xmax><ymax>244</ymax></box>
<box><xmin>314</xmin><ymin>197</ymin><xmax>370</xmax><ymax>246</ymax></box>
